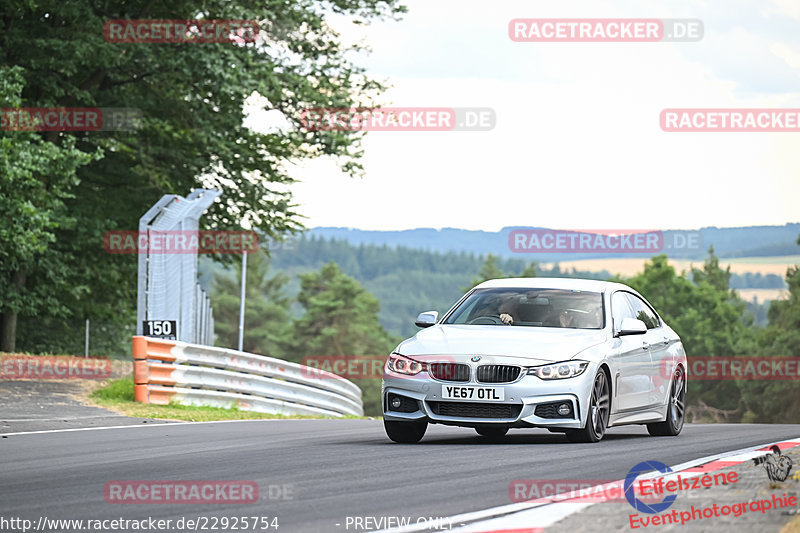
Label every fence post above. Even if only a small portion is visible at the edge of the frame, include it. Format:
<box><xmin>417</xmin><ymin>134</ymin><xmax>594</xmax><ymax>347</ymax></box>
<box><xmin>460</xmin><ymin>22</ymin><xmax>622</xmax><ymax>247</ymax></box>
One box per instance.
<box><xmin>84</xmin><ymin>318</ymin><xmax>89</xmax><ymax>358</ymax></box>
<box><xmin>238</xmin><ymin>251</ymin><xmax>247</xmax><ymax>351</ymax></box>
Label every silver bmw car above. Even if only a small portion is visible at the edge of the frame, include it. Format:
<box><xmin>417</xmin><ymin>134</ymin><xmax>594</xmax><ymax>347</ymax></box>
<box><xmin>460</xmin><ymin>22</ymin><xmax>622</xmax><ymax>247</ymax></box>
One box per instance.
<box><xmin>382</xmin><ymin>278</ymin><xmax>687</xmax><ymax>443</ymax></box>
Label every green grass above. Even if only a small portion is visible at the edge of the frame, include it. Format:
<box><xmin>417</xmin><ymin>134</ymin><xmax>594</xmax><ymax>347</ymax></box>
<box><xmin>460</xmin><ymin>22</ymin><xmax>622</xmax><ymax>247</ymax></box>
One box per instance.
<box><xmin>90</xmin><ymin>377</ymin><xmax>368</xmax><ymax>422</ymax></box>
<box><xmin>92</xmin><ymin>376</ymin><xmax>136</xmax><ymax>401</ymax></box>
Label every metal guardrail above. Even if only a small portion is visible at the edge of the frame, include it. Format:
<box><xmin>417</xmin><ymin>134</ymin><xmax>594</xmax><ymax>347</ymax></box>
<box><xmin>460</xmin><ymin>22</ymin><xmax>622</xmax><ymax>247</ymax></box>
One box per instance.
<box><xmin>132</xmin><ymin>336</ymin><xmax>364</xmax><ymax>417</ymax></box>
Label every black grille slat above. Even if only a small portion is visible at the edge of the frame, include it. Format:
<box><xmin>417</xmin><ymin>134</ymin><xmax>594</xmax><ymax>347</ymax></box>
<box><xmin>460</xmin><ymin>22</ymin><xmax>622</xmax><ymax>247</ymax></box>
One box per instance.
<box><xmin>427</xmin><ymin>401</ymin><xmax>522</xmax><ymax>419</ymax></box>
<box><xmin>476</xmin><ymin>365</ymin><xmax>521</xmax><ymax>384</ymax></box>
<box><xmin>429</xmin><ymin>363</ymin><xmax>470</xmax><ymax>382</ymax></box>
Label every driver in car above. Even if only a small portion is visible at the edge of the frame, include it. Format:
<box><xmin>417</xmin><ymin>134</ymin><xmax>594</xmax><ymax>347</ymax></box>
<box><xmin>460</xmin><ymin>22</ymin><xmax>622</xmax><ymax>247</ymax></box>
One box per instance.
<box><xmin>559</xmin><ymin>309</ymin><xmax>577</xmax><ymax>327</ymax></box>
<box><xmin>498</xmin><ymin>296</ymin><xmax>519</xmax><ymax>325</ymax></box>
<box><xmin>471</xmin><ymin>294</ymin><xmax>518</xmax><ymax>325</ymax></box>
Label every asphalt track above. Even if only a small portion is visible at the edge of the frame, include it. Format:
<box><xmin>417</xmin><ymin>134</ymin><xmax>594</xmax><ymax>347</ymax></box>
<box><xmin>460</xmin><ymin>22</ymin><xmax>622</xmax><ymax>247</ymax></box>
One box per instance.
<box><xmin>0</xmin><ymin>380</ymin><xmax>166</xmax><ymax>433</ymax></box>
<box><xmin>2</xmin><ymin>421</ymin><xmax>800</xmax><ymax>532</ymax></box>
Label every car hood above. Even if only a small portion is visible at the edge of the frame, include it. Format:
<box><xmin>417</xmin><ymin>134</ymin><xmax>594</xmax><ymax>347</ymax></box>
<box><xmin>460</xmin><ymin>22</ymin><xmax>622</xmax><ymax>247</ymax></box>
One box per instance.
<box><xmin>397</xmin><ymin>324</ymin><xmax>607</xmax><ymax>363</ymax></box>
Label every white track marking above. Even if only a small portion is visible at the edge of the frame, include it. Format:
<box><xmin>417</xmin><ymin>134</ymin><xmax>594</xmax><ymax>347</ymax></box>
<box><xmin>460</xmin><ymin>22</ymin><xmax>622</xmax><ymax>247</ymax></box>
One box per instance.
<box><xmin>0</xmin><ymin>417</ymin><xmax>353</xmax><ymax>437</ymax></box>
<box><xmin>376</xmin><ymin>436</ymin><xmax>800</xmax><ymax>533</ymax></box>
<box><xmin>1</xmin><ymin>415</ymin><xmax>130</xmax><ymax>422</ymax></box>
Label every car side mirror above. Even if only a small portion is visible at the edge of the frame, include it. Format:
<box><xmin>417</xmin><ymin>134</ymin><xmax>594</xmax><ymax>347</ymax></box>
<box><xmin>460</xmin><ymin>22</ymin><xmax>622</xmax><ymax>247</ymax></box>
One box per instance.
<box><xmin>415</xmin><ymin>311</ymin><xmax>438</xmax><ymax>328</ymax></box>
<box><xmin>616</xmin><ymin>317</ymin><xmax>647</xmax><ymax>336</ymax></box>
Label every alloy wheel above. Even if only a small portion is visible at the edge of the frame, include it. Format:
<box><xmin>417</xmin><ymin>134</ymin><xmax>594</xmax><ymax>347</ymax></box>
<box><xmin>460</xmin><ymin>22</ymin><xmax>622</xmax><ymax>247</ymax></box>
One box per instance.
<box><xmin>669</xmin><ymin>367</ymin><xmax>686</xmax><ymax>431</ymax></box>
<box><xmin>590</xmin><ymin>371</ymin><xmax>611</xmax><ymax>439</ymax></box>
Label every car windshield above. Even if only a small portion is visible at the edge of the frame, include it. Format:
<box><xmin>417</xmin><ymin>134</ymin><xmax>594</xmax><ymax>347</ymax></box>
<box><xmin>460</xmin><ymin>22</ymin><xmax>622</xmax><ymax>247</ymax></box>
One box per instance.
<box><xmin>444</xmin><ymin>288</ymin><xmax>604</xmax><ymax>329</ymax></box>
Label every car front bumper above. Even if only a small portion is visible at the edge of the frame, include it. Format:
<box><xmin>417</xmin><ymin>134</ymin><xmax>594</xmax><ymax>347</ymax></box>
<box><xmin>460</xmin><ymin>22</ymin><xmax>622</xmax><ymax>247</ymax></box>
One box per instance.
<box><xmin>382</xmin><ymin>356</ymin><xmax>598</xmax><ymax>430</ymax></box>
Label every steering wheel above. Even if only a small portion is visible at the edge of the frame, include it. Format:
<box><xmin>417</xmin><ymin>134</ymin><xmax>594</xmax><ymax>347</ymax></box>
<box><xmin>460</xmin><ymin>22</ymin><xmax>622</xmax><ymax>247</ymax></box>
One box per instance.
<box><xmin>468</xmin><ymin>315</ymin><xmax>504</xmax><ymax>325</ymax></box>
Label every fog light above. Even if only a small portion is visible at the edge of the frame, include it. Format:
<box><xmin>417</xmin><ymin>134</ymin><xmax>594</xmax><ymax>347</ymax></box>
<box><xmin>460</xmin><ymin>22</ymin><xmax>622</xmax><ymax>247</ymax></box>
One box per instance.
<box><xmin>391</xmin><ymin>397</ymin><xmax>402</xmax><ymax>409</ymax></box>
<box><xmin>557</xmin><ymin>403</ymin><xmax>572</xmax><ymax>416</ymax></box>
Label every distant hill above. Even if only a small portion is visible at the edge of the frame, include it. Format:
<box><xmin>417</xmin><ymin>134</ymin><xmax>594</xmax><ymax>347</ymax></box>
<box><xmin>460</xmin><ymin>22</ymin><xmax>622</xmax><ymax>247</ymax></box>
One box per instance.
<box><xmin>307</xmin><ymin>223</ymin><xmax>800</xmax><ymax>261</ymax></box>
<box><xmin>203</xmin><ymin>236</ymin><xmax>613</xmax><ymax>339</ymax></box>
<box><xmin>201</xmin><ymin>229</ymin><xmax>797</xmax><ymax>338</ymax></box>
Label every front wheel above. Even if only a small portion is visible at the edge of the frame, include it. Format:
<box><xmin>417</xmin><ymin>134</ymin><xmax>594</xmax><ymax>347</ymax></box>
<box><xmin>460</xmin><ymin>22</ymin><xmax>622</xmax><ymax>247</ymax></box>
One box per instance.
<box><xmin>647</xmin><ymin>366</ymin><xmax>686</xmax><ymax>437</ymax></box>
<box><xmin>384</xmin><ymin>420</ymin><xmax>427</xmax><ymax>443</ymax></box>
<box><xmin>565</xmin><ymin>370</ymin><xmax>610</xmax><ymax>443</ymax></box>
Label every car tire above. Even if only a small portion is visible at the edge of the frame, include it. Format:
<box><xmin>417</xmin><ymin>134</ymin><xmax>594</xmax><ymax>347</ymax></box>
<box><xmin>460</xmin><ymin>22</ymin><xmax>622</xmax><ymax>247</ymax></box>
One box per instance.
<box><xmin>384</xmin><ymin>420</ymin><xmax>427</xmax><ymax>443</ymax></box>
<box><xmin>564</xmin><ymin>369</ymin><xmax>610</xmax><ymax>443</ymax></box>
<box><xmin>475</xmin><ymin>426</ymin><xmax>509</xmax><ymax>438</ymax></box>
<box><xmin>647</xmin><ymin>365</ymin><xmax>686</xmax><ymax>437</ymax></box>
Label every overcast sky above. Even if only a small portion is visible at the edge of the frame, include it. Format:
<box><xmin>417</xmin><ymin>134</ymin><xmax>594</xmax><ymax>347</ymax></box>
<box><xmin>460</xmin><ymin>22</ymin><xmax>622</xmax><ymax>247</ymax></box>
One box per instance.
<box><xmin>272</xmin><ymin>0</ymin><xmax>800</xmax><ymax>232</ymax></box>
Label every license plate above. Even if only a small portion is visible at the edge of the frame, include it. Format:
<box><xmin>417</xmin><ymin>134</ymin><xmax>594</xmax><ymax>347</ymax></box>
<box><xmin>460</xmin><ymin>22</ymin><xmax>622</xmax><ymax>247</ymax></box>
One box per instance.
<box><xmin>442</xmin><ymin>385</ymin><xmax>504</xmax><ymax>402</ymax></box>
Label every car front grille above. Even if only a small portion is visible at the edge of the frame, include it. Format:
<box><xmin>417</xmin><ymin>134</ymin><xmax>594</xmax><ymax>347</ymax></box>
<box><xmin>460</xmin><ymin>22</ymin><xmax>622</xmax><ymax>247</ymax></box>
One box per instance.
<box><xmin>476</xmin><ymin>364</ymin><xmax>522</xmax><ymax>383</ymax></box>
<box><xmin>428</xmin><ymin>363</ymin><xmax>470</xmax><ymax>382</ymax></box>
<box><xmin>427</xmin><ymin>401</ymin><xmax>522</xmax><ymax>419</ymax></box>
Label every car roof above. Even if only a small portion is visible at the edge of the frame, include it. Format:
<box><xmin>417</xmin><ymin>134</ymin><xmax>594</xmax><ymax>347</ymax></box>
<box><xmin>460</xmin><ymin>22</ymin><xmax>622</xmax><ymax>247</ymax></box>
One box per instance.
<box><xmin>474</xmin><ymin>277</ymin><xmax>630</xmax><ymax>293</ymax></box>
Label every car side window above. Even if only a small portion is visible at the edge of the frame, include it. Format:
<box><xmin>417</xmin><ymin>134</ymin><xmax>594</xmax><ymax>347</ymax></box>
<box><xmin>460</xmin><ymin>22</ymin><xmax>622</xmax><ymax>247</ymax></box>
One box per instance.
<box><xmin>611</xmin><ymin>292</ymin><xmax>636</xmax><ymax>329</ymax></box>
<box><xmin>625</xmin><ymin>293</ymin><xmax>660</xmax><ymax>329</ymax></box>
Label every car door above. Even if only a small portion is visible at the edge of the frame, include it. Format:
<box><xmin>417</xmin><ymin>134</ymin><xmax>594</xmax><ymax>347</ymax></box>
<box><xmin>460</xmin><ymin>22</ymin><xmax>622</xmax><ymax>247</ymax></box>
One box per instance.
<box><xmin>625</xmin><ymin>293</ymin><xmax>671</xmax><ymax>407</ymax></box>
<box><xmin>609</xmin><ymin>291</ymin><xmax>654</xmax><ymax>411</ymax></box>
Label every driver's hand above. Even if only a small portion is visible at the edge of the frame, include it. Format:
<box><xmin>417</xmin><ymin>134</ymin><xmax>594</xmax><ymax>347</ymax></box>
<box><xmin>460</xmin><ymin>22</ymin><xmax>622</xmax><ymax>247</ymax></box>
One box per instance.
<box><xmin>500</xmin><ymin>313</ymin><xmax>513</xmax><ymax>325</ymax></box>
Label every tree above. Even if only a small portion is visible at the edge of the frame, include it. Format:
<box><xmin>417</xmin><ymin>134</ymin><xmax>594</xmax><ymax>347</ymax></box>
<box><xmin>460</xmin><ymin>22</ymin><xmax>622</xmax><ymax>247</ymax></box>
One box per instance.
<box><xmin>626</xmin><ymin>253</ymin><xmax>747</xmax><ymax>358</ymax></box>
<box><xmin>0</xmin><ymin>0</ymin><xmax>405</xmax><ymax>352</ymax></box>
<box><xmin>737</xmin><ymin>235</ymin><xmax>800</xmax><ymax>423</ymax></box>
<box><xmin>293</xmin><ymin>262</ymin><xmax>396</xmax><ymax>357</ymax></box>
<box><xmin>691</xmin><ymin>246</ymin><xmax>731</xmax><ymax>292</ymax></box>
<box><xmin>624</xmin><ymin>253</ymin><xmax>749</xmax><ymax>415</ymax></box>
<box><xmin>293</xmin><ymin>262</ymin><xmax>398</xmax><ymax>415</ymax></box>
<box><xmin>0</xmin><ymin>66</ymin><xmax>98</xmax><ymax>351</ymax></box>
<box><xmin>462</xmin><ymin>254</ymin><xmax>505</xmax><ymax>291</ymax></box>
<box><xmin>520</xmin><ymin>261</ymin><xmax>538</xmax><ymax>278</ymax></box>
<box><xmin>211</xmin><ymin>250</ymin><xmax>292</xmax><ymax>357</ymax></box>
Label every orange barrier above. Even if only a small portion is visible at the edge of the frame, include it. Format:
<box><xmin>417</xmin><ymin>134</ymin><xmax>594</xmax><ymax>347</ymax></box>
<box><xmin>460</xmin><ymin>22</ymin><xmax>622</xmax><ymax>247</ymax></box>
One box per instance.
<box><xmin>134</xmin><ymin>385</ymin><xmax>177</xmax><ymax>405</ymax></box>
<box><xmin>132</xmin><ymin>336</ymin><xmax>178</xmax><ymax>404</ymax></box>
<box><xmin>134</xmin><ymin>360</ymin><xmax>178</xmax><ymax>386</ymax></box>
<box><xmin>132</xmin><ymin>336</ymin><xmax>177</xmax><ymax>362</ymax></box>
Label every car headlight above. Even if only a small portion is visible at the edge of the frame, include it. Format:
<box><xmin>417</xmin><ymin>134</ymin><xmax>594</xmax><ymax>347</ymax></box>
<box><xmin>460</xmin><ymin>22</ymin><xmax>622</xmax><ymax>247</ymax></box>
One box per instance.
<box><xmin>387</xmin><ymin>353</ymin><xmax>426</xmax><ymax>376</ymax></box>
<box><xmin>527</xmin><ymin>360</ymin><xmax>589</xmax><ymax>380</ymax></box>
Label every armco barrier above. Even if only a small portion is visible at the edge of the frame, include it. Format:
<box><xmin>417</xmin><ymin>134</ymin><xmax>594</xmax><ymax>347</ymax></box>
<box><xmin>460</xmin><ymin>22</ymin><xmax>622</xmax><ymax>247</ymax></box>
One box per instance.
<box><xmin>132</xmin><ymin>336</ymin><xmax>364</xmax><ymax>417</ymax></box>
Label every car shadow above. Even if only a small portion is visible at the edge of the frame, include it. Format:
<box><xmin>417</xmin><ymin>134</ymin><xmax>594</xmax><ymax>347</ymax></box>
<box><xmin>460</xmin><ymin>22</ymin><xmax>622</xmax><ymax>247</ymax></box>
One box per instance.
<box><xmin>419</xmin><ymin>433</ymin><xmax>650</xmax><ymax>445</ymax></box>
<box><xmin>357</xmin><ymin>427</ymin><xmax>652</xmax><ymax>446</ymax></box>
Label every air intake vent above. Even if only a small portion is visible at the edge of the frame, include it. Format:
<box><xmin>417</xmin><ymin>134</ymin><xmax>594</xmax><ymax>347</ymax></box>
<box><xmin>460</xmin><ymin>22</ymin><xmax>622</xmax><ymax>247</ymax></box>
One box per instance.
<box><xmin>427</xmin><ymin>401</ymin><xmax>522</xmax><ymax>419</ymax></box>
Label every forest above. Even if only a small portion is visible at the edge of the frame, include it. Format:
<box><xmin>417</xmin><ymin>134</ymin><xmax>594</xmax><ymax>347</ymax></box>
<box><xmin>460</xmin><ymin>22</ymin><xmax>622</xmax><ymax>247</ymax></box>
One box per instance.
<box><xmin>205</xmin><ymin>234</ymin><xmax>800</xmax><ymax>420</ymax></box>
